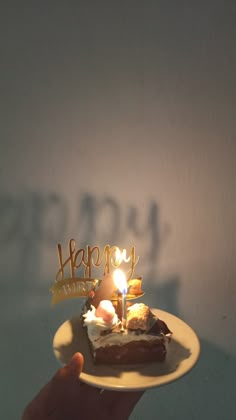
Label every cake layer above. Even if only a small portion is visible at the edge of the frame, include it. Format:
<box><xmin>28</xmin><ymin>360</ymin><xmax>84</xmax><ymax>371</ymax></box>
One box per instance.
<box><xmin>93</xmin><ymin>338</ymin><xmax>167</xmax><ymax>364</ymax></box>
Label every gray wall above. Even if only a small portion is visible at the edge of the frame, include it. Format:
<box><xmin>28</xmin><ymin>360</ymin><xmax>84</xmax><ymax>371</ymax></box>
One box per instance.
<box><xmin>1</xmin><ymin>2</ymin><xmax>235</xmax><ymax>419</ymax></box>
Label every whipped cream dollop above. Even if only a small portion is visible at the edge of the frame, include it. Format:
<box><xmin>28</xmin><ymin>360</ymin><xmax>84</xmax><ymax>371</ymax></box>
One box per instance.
<box><xmin>83</xmin><ymin>301</ymin><xmax>120</xmax><ymax>342</ymax></box>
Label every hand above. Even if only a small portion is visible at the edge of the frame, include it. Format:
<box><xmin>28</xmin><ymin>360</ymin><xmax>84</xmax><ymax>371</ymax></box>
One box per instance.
<box><xmin>22</xmin><ymin>353</ymin><xmax>144</xmax><ymax>420</ymax></box>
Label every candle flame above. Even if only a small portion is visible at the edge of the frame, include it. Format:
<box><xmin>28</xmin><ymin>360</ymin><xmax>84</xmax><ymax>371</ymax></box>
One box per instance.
<box><xmin>113</xmin><ymin>268</ymin><xmax>127</xmax><ymax>294</ymax></box>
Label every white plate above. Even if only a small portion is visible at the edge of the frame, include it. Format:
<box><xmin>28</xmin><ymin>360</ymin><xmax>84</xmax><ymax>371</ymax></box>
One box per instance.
<box><xmin>53</xmin><ymin>309</ymin><xmax>200</xmax><ymax>391</ymax></box>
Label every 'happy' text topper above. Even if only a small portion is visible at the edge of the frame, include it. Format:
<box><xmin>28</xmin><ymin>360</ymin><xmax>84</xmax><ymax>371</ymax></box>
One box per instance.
<box><xmin>50</xmin><ymin>239</ymin><xmax>144</xmax><ymax>304</ymax></box>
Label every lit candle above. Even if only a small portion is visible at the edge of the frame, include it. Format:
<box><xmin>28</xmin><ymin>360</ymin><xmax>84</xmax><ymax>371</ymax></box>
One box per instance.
<box><xmin>113</xmin><ymin>268</ymin><xmax>127</xmax><ymax>330</ymax></box>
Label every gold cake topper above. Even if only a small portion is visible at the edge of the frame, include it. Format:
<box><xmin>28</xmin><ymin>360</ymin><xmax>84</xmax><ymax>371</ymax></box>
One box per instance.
<box><xmin>50</xmin><ymin>239</ymin><xmax>144</xmax><ymax>305</ymax></box>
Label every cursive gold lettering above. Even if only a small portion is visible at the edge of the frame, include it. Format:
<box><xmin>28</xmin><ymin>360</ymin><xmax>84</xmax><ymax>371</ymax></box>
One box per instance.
<box><xmin>85</xmin><ymin>246</ymin><xmax>103</xmax><ymax>277</ymax></box>
<box><xmin>53</xmin><ymin>240</ymin><xmax>140</xmax><ymax>304</ymax></box>
<box><xmin>56</xmin><ymin>243</ymin><xmax>72</xmax><ymax>282</ymax></box>
<box><xmin>74</xmin><ymin>248</ymin><xmax>85</xmax><ymax>271</ymax></box>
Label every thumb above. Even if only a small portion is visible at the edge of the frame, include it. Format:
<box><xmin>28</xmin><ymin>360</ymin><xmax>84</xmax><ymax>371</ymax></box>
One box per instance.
<box><xmin>67</xmin><ymin>352</ymin><xmax>84</xmax><ymax>377</ymax></box>
<box><xmin>54</xmin><ymin>352</ymin><xmax>84</xmax><ymax>382</ymax></box>
<box><xmin>42</xmin><ymin>353</ymin><xmax>84</xmax><ymax>417</ymax></box>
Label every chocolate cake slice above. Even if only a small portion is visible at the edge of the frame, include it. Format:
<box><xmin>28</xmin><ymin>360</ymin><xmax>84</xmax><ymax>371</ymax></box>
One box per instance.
<box><xmin>83</xmin><ymin>302</ymin><xmax>172</xmax><ymax>365</ymax></box>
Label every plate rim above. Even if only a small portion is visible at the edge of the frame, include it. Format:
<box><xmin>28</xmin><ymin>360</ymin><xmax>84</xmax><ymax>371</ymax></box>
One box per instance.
<box><xmin>53</xmin><ymin>308</ymin><xmax>200</xmax><ymax>391</ymax></box>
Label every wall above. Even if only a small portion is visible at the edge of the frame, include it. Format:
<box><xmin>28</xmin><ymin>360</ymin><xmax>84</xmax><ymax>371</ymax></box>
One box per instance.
<box><xmin>0</xmin><ymin>2</ymin><xmax>236</xmax><ymax>419</ymax></box>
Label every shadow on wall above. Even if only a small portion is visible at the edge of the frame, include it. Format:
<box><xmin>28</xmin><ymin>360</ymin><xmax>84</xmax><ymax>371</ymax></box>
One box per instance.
<box><xmin>0</xmin><ymin>190</ymin><xmax>179</xmax><ymax>314</ymax></box>
<box><xmin>1</xmin><ymin>191</ymin><xmax>235</xmax><ymax>420</ymax></box>
<box><xmin>0</xmin><ymin>190</ymin><xmax>179</xmax><ymax>418</ymax></box>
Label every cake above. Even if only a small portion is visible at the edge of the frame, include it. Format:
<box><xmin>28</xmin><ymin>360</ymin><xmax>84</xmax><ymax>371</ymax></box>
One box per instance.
<box><xmin>50</xmin><ymin>240</ymin><xmax>172</xmax><ymax>364</ymax></box>
<box><xmin>83</xmin><ymin>299</ymin><xmax>172</xmax><ymax>365</ymax></box>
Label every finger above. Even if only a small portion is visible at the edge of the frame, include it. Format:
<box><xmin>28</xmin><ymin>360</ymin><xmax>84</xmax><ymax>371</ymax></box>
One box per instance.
<box><xmin>22</xmin><ymin>354</ymin><xmax>84</xmax><ymax>419</ymax></box>
<box><xmin>67</xmin><ymin>352</ymin><xmax>84</xmax><ymax>377</ymax></box>
<box><xmin>44</xmin><ymin>353</ymin><xmax>84</xmax><ymax>416</ymax></box>
<box><xmin>54</xmin><ymin>352</ymin><xmax>84</xmax><ymax>382</ymax></box>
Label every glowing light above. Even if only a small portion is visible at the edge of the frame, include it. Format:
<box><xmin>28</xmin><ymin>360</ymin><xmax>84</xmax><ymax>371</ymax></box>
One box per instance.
<box><xmin>113</xmin><ymin>268</ymin><xmax>127</xmax><ymax>330</ymax></box>
<box><xmin>113</xmin><ymin>268</ymin><xmax>127</xmax><ymax>294</ymax></box>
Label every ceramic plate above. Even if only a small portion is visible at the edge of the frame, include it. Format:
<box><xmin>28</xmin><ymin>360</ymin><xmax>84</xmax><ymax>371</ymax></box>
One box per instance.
<box><xmin>53</xmin><ymin>309</ymin><xmax>200</xmax><ymax>391</ymax></box>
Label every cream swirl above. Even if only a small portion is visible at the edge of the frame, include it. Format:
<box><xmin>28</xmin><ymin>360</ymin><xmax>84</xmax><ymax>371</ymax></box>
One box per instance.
<box><xmin>83</xmin><ymin>305</ymin><xmax>120</xmax><ymax>341</ymax></box>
